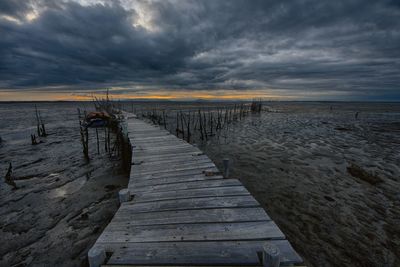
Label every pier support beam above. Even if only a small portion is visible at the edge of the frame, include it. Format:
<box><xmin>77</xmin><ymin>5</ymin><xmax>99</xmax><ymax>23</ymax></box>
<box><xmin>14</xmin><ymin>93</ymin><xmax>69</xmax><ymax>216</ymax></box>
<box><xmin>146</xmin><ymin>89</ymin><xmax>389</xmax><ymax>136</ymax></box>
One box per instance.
<box><xmin>223</xmin><ymin>158</ymin><xmax>230</xmax><ymax>178</ymax></box>
<box><xmin>263</xmin><ymin>243</ymin><xmax>280</xmax><ymax>267</ymax></box>
<box><xmin>118</xmin><ymin>188</ymin><xmax>131</xmax><ymax>204</ymax></box>
<box><xmin>88</xmin><ymin>247</ymin><xmax>106</xmax><ymax>267</ymax></box>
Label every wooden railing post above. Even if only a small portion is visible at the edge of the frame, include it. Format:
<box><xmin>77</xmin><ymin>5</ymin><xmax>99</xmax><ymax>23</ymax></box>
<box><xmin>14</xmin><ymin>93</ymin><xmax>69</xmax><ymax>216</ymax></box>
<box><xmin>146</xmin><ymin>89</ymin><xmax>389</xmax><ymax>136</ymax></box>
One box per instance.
<box><xmin>223</xmin><ymin>158</ymin><xmax>230</xmax><ymax>178</ymax></box>
<box><xmin>263</xmin><ymin>243</ymin><xmax>280</xmax><ymax>267</ymax></box>
<box><xmin>88</xmin><ymin>247</ymin><xmax>106</xmax><ymax>267</ymax></box>
<box><xmin>118</xmin><ymin>188</ymin><xmax>131</xmax><ymax>204</ymax></box>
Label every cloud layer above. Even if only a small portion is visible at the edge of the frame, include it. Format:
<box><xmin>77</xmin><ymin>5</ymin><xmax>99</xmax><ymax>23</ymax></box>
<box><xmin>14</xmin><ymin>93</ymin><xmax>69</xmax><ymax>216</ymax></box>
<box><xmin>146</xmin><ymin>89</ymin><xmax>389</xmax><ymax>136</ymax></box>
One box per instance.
<box><xmin>0</xmin><ymin>0</ymin><xmax>399</xmax><ymax>100</ymax></box>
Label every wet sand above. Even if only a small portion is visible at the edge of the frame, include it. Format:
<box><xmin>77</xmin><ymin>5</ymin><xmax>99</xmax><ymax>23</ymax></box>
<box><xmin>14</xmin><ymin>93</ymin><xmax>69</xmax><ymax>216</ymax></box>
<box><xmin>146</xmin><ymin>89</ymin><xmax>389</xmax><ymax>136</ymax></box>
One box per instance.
<box><xmin>0</xmin><ymin>103</ymin><xmax>128</xmax><ymax>266</ymax></box>
<box><xmin>199</xmin><ymin>102</ymin><xmax>400</xmax><ymax>267</ymax></box>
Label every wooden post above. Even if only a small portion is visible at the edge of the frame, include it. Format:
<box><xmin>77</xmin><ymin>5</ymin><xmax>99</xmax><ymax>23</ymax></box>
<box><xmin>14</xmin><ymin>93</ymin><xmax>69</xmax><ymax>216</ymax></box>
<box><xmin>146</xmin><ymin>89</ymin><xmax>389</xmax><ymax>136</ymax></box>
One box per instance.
<box><xmin>223</xmin><ymin>158</ymin><xmax>230</xmax><ymax>178</ymax></box>
<box><xmin>104</xmin><ymin>127</ymin><xmax>108</xmax><ymax>152</ymax></box>
<box><xmin>88</xmin><ymin>247</ymin><xmax>106</xmax><ymax>267</ymax></box>
<box><xmin>96</xmin><ymin>128</ymin><xmax>100</xmax><ymax>154</ymax></box>
<box><xmin>162</xmin><ymin>110</ymin><xmax>166</xmax><ymax>129</ymax></box>
<box><xmin>198</xmin><ymin>110</ymin><xmax>204</xmax><ymax>140</ymax></box>
<box><xmin>263</xmin><ymin>243</ymin><xmax>280</xmax><ymax>267</ymax></box>
<box><xmin>180</xmin><ymin>112</ymin><xmax>185</xmax><ymax>140</ymax></box>
<box><xmin>119</xmin><ymin>188</ymin><xmax>131</xmax><ymax>203</ymax></box>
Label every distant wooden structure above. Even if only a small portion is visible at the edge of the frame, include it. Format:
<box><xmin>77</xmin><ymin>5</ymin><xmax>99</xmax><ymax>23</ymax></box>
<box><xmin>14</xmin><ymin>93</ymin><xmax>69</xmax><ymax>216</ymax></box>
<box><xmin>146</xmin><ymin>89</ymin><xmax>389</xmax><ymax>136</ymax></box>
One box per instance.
<box><xmin>89</xmin><ymin>112</ymin><xmax>302</xmax><ymax>266</ymax></box>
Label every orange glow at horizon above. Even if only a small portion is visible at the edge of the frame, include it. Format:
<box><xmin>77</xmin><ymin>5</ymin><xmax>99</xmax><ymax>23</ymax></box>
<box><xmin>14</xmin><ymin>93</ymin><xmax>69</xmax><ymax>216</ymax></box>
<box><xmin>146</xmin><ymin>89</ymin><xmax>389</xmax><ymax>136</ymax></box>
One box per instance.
<box><xmin>0</xmin><ymin>89</ymin><xmax>287</xmax><ymax>101</ymax></box>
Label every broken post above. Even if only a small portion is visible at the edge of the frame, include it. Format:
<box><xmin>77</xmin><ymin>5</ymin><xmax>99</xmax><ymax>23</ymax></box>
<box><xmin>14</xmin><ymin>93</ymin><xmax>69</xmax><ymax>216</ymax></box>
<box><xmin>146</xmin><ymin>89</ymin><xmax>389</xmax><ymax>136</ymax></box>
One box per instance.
<box><xmin>4</xmin><ymin>162</ymin><xmax>17</xmax><ymax>189</ymax></box>
<box><xmin>118</xmin><ymin>188</ymin><xmax>131</xmax><ymax>203</ymax></box>
<box><xmin>88</xmin><ymin>247</ymin><xmax>106</xmax><ymax>267</ymax></box>
<box><xmin>262</xmin><ymin>243</ymin><xmax>280</xmax><ymax>267</ymax></box>
<box><xmin>223</xmin><ymin>158</ymin><xmax>230</xmax><ymax>178</ymax></box>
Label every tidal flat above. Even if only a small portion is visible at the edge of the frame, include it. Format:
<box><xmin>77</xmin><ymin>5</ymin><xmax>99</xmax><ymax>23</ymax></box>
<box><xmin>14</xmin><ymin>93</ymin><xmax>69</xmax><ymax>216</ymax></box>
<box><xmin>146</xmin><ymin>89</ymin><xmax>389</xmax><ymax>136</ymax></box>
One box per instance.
<box><xmin>1</xmin><ymin>101</ymin><xmax>399</xmax><ymax>267</ymax></box>
<box><xmin>0</xmin><ymin>102</ymin><xmax>128</xmax><ymax>266</ymax></box>
<box><xmin>130</xmin><ymin>101</ymin><xmax>400</xmax><ymax>267</ymax></box>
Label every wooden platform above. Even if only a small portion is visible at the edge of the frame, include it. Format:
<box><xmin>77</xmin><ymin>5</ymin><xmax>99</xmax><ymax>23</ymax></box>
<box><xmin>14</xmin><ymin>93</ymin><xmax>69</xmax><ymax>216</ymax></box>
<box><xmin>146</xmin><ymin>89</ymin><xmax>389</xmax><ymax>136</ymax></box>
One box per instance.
<box><xmin>89</xmin><ymin>114</ymin><xmax>302</xmax><ymax>266</ymax></box>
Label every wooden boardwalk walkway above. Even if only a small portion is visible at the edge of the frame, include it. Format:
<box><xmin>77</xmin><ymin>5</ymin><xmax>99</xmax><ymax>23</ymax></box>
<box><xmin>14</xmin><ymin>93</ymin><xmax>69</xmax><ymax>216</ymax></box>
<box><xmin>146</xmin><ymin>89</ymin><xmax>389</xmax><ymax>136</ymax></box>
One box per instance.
<box><xmin>89</xmin><ymin>114</ymin><xmax>302</xmax><ymax>266</ymax></box>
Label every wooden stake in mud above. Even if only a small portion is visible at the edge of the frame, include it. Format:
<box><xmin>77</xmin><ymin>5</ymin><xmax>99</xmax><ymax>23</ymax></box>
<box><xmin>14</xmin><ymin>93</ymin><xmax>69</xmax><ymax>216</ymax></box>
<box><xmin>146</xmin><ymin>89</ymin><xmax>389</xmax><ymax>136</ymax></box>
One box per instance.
<box><xmin>31</xmin><ymin>134</ymin><xmax>37</xmax><ymax>145</ymax></box>
<box><xmin>210</xmin><ymin>111</ymin><xmax>213</xmax><ymax>136</ymax></box>
<box><xmin>104</xmin><ymin>128</ymin><xmax>108</xmax><ymax>152</ymax></box>
<box><xmin>35</xmin><ymin>105</ymin><xmax>41</xmax><ymax>136</ymax></box>
<box><xmin>187</xmin><ymin>111</ymin><xmax>191</xmax><ymax>143</ymax></box>
<box><xmin>162</xmin><ymin>110</ymin><xmax>166</xmax><ymax>129</ymax></box>
<box><xmin>176</xmin><ymin>111</ymin><xmax>180</xmax><ymax>137</ymax></box>
<box><xmin>96</xmin><ymin>128</ymin><xmax>100</xmax><ymax>154</ymax></box>
<box><xmin>4</xmin><ymin>162</ymin><xmax>17</xmax><ymax>189</ymax></box>
<box><xmin>180</xmin><ymin>111</ymin><xmax>185</xmax><ymax>140</ymax></box>
<box><xmin>107</xmin><ymin>127</ymin><xmax>111</xmax><ymax>156</ymax></box>
<box><xmin>34</xmin><ymin>105</ymin><xmax>47</xmax><ymax>137</ymax></box>
<box><xmin>198</xmin><ymin>110</ymin><xmax>204</xmax><ymax>140</ymax></box>
<box><xmin>203</xmin><ymin>112</ymin><xmax>208</xmax><ymax>140</ymax></box>
<box><xmin>81</xmin><ymin>126</ymin><xmax>89</xmax><ymax>161</ymax></box>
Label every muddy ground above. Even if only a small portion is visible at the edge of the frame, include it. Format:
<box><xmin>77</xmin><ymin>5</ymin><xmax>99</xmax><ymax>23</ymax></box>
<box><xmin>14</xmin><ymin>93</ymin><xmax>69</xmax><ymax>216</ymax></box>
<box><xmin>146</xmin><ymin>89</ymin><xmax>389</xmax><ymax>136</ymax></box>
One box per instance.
<box><xmin>0</xmin><ymin>103</ymin><xmax>128</xmax><ymax>266</ymax></box>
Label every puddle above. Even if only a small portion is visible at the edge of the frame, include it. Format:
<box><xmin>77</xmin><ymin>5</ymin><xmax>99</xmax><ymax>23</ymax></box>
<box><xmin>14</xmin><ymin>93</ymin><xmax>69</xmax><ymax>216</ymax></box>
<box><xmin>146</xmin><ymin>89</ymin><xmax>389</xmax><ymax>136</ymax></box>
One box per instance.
<box><xmin>50</xmin><ymin>176</ymin><xmax>88</xmax><ymax>198</ymax></box>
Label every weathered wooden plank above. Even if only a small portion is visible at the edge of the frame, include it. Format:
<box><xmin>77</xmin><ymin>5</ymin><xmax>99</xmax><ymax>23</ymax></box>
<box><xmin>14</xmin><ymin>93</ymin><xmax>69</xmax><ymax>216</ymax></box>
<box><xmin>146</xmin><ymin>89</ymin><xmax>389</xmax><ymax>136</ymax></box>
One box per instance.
<box><xmin>133</xmin><ymin>155</ymin><xmax>204</xmax><ymax>166</ymax></box>
<box><xmin>132</xmin><ymin>179</ymin><xmax>241</xmax><ymax>193</ymax></box>
<box><xmin>134</xmin><ymin>186</ymin><xmax>250</xmax><ymax>203</ymax></box>
<box><xmin>133</xmin><ymin>155</ymin><xmax>211</xmax><ymax>166</ymax></box>
<box><xmin>133</xmin><ymin>141</ymin><xmax>190</xmax><ymax>147</ymax></box>
<box><xmin>129</xmin><ymin>127</ymin><xmax>166</xmax><ymax>131</ymax></box>
<box><xmin>132</xmin><ymin>139</ymin><xmax>186</xmax><ymax>148</ymax></box>
<box><xmin>134</xmin><ymin>154</ymin><xmax>209</xmax><ymax>165</ymax></box>
<box><xmin>132</xmin><ymin>139</ymin><xmax>185</xmax><ymax>146</ymax></box>
<box><xmin>105</xmin><ymin>240</ymin><xmax>301</xmax><ymax>266</ymax></box>
<box><xmin>113</xmin><ymin>207</ymin><xmax>270</xmax><ymax>226</ymax></box>
<box><xmin>132</xmin><ymin>161</ymin><xmax>215</xmax><ymax>174</ymax></box>
<box><xmin>130</xmin><ymin>166</ymin><xmax>219</xmax><ymax>181</ymax></box>
<box><xmin>131</xmin><ymin>134</ymin><xmax>172</xmax><ymax>139</ymax></box>
<box><xmin>131</xmin><ymin>167</ymin><xmax>217</xmax><ymax>180</ymax></box>
<box><xmin>133</xmin><ymin>145</ymin><xmax>193</xmax><ymax>152</ymax></box>
<box><xmin>133</xmin><ymin>145</ymin><xmax>198</xmax><ymax>152</ymax></box>
<box><xmin>132</xmin><ymin>151</ymin><xmax>203</xmax><ymax>163</ymax></box>
<box><xmin>129</xmin><ymin>134</ymin><xmax>174</xmax><ymax>139</ymax></box>
<box><xmin>128</xmin><ymin>126</ymin><xmax>164</xmax><ymax>131</ymax></box>
<box><xmin>129</xmin><ymin>174</ymin><xmax>223</xmax><ymax>189</ymax></box>
<box><xmin>133</xmin><ymin>151</ymin><xmax>198</xmax><ymax>159</ymax></box>
<box><xmin>129</xmin><ymin>174</ymin><xmax>220</xmax><ymax>189</ymax></box>
<box><xmin>118</xmin><ymin>195</ymin><xmax>261</xmax><ymax>214</ymax></box>
<box><xmin>98</xmin><ymin>221</ymin><xmax>285</xmax><ymax>243</ymax></box>
<box><xmin>134</xmin><ymin>141</ymin><xmax>200</xmax><ymax>153</ymax></box>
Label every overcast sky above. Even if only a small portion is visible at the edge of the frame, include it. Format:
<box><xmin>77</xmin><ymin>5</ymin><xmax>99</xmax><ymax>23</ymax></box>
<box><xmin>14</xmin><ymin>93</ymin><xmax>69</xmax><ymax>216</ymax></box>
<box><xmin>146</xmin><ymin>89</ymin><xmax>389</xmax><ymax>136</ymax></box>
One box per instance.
<box><xmin>0</xmin><ymin>0</ymin><xmax>399</xmax><ymax>100</ymax></box>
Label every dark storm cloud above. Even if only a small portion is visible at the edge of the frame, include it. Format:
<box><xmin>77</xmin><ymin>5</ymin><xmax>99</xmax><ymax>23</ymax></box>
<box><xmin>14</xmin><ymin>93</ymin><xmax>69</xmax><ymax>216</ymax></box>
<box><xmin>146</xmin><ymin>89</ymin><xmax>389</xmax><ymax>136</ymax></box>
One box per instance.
<box><xmin>0</xmin><ymin>0</ymin><xmax>32</xmax><ymax>18</ymax></box>
<box><xmin>0</xmin><ymin>0</ymin><xmax>399</xmax><ymax>99</ymax></box>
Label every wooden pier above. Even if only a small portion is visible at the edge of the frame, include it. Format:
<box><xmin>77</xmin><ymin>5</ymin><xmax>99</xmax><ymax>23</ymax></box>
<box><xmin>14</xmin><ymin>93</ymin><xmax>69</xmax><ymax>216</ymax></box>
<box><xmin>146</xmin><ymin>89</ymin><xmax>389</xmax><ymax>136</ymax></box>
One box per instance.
<box><xmin>89</xmin><ymin>113</ymin><xmax>302</xmax><ymax>266</ymax></box>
